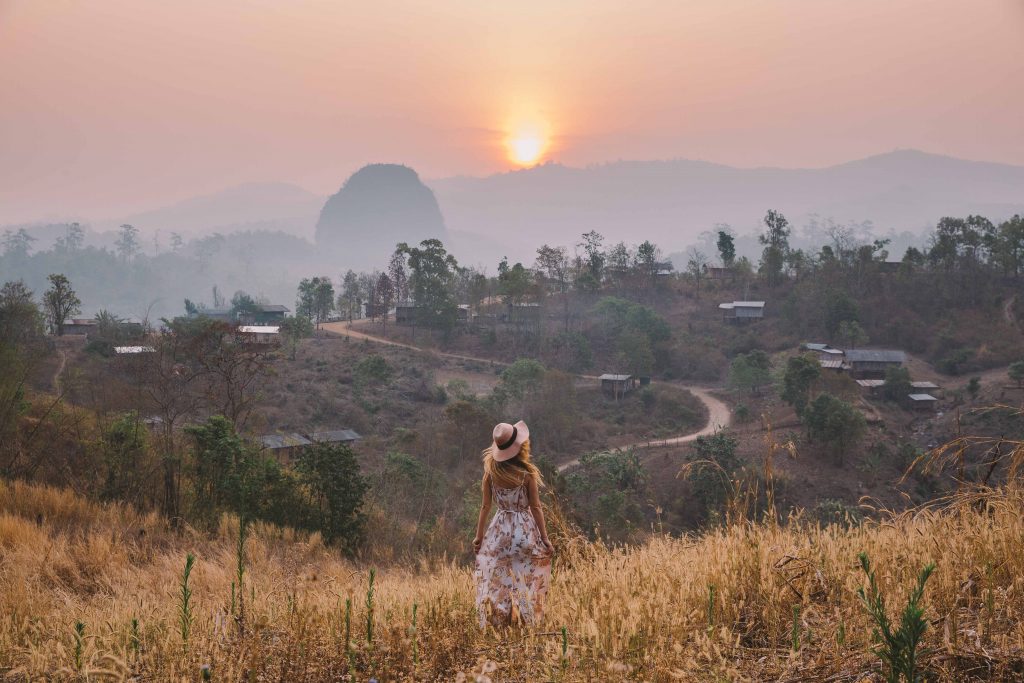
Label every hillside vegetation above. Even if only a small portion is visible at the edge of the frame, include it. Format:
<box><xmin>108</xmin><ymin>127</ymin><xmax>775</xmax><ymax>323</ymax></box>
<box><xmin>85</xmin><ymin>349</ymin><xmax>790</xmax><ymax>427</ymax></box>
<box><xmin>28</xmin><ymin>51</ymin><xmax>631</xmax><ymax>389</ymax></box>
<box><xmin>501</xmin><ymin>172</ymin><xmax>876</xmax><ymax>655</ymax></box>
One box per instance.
<box><xmin>3</xmin><ymin>478</ymin><xmax>1024</xmax><ymax>680</ymax></box>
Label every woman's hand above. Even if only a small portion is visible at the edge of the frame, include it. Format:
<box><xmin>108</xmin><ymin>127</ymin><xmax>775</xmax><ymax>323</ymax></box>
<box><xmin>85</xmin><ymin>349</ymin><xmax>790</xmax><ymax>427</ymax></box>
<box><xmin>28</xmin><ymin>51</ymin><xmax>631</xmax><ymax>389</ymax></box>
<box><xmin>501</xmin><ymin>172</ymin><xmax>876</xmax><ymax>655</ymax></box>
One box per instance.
<box><xmin>472</xmin><ymin>536</ymin><xmax>483</xmax><ymax>554</ymax></box>
<box><xmin>542</xmin><ymin>538</ymin><xmax>554</xmax><ymax>555</ymax></box>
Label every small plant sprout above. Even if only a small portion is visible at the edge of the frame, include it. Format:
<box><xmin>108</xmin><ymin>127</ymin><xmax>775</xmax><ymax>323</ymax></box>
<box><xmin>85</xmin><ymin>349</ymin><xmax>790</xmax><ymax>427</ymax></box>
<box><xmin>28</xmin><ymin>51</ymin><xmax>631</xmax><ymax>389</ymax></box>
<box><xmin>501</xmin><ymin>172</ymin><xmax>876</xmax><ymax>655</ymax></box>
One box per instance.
<box><xmin>179</xmin><ymin>553</ymin><xmax>196</xmax><ymax>645</ymax></box>
<box><xmin>129</xmin><ymin>617</ymin><xmax>140</xmax><ymax>656</ymax></box>
<box><xmin>857</xmin><ymin>552</ymin><xmax>936</xmax><ymax>683</ymax></box>
<box><xmin>706</xmin><ymin>584</ymin><xmax>717</xmax><ymax>631</ymax></box>
<box><xmin>366</xmin><ymin>568</ymin><xmax>376</xmax><ymax>649</ymax></box>
<box><xmin>72</xmin><ymin>621</ymin><xmax>85</xmax><ymax>672</ymax></box>
<box><xmin>561</xmin><ymin>625</ymin><xmax>569</xmax><ymax>674</ymax></box>
<box><xmin>791</xmin><ymin>604</ymin><xmax>801</xmax><ymax>652</ymax></box>
<box><xmin>411</xmin><ymin>602</ymin><xmax>419</xmax><ymax>668</ymax></box>
<box><xmin>200</xmin><ymin>663</ymin><xmax>212</xmax><ymax>680</ymax></box>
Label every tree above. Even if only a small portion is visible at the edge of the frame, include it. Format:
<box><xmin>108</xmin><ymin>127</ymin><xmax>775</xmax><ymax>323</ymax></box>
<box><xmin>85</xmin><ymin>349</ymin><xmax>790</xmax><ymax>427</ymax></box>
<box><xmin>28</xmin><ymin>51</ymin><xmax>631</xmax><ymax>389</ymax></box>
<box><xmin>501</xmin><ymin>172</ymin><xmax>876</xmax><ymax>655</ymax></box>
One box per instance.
<box><xmin>881</xmin><ymin>366</ymin><xmax>912</xmax><ymax>402</ymax></box>
<box><xmin>1009</xmin><ymin>361</ymin><xmax>1024</xmax><ymax>389</ymax></box>
<box><xmin>43</xmin><ymin>273</ymin><xmax>81</xmax><ymax>336</ymax></box>
<box><xmin>279</xmin><ymin>315</ymin><xmax>314</xmax><ymax>360</ymax></box>
<box><xmin>576</xmin><ymin>230</ymin><xmax>605</xmax><ymax>292</ymax></box>
<box><xmin>838</xmin><ymin>320</ymin><xmax>869</xmax><ymax>349</ymax></box>
<box><xmin>297</xmin><ymin>276</ymin><xmax>335</xmax><ymax>329</ymax></box>
<box><xmin>716</xmin><ymin>228</ymin><xmax>736</xmax><ymax>268</ymax></box>
<box><xmin>781</xmin><ymin>354</ymin><xmax>821</xmax><ymax>417</ymax></box>
<box><xmin>2</xmin><ymin>228</ymin><xmax>36</xmax><ymax>260</ymax></box>
<box><xmin>398</xmin><ymin>238</ymin><xmax>460</xmax><ymax>337</ymax></box>
<box><xmin>616</xmin><ymin>330</ymin><xmax>655</xmax><ymax>378</ymax></box>
<box><xmin>634</xmin><ymin>240</ymin><xmax>661</xmax><ymax>292</ymax></box>
<box><xmin>824</xmin><ymin>290</ymin><xmax>859</xmax><ymax>338</ymax></box>
<box><xmin>376</xmin><ymin>271</ymin><xmax>395</xmax><ymax>336</ymax></box>
<box><xmin>685</xmin><ymin>431</ymin><xmax>741</xmax><ymax>521</ymax></box>
<box><xmin>804</xmin><ymin>393</ymin><xmax>865</xmax><ymax>466</ymax></box>
<box><xmin>686</xmin><ymin>248</ymin><xmax>709</xmax><ymax>298</ymax></box>
<box><xmin>497</xmin><ymin>257</ymin><xmax>534</xmax><ymax>305</ymax></box>
<box><xmin>55</xmin><ymin>222</ymin><xmax>85</xmax><ymax>252</ymax></box>
<box><xmin>728</xmin><ymin>351</ymin><xmax>772</xmax><ymax>396</ymax></box>
<box><xmin>536</xmin><ymin>244</ymin><xmax>572</xmax><ymax>332</ymax></box>
<box><xmin>115</xmin><ymin>224</ymin><xmax>141</xmax><ymax>263</ymax></box>
<box><xmin>758</xmin><ymin>210</ymin><xmax>791</xmax><ymax>287</ymax></box>
<box><xmin>170</xmin><ymin>232</ymin><xmax>184</xmax><ymax>252</ymax></box>
<box><xmin>340</xmin><ymin>270</ymin><xmax>361</xmax><ymax>322</ymax></box>
<box><xmin>230</xmin><ymin>291</ymin><xmax>260</xmax><ymax>322</ymax></box>
<box><xmin>388</xmin><ymin>249</ymin><xmax>409</xmax><ymax>302</ymax></box>
<box><xmin>295</xmin><ymin>442</ymin><xmax>368</xmax><ymax>554</ymax></box>
<box><xmin>496</xmin><ymin>358</ymin><xmax>546</xmax><ymax>417</ymax></box>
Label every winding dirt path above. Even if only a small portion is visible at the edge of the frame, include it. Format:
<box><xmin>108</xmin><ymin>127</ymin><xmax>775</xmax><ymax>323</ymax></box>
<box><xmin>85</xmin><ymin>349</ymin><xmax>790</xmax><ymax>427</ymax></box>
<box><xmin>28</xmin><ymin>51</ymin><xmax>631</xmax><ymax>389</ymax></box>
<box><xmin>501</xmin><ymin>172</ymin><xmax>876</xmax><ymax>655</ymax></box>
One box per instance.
<box><xmin>321</xmin><ymin>320</ymin><xmax>732</xmax><ymax>472</ymax></box>
<box><xmin>52</xmin><ymin>349</ymin><xmax>68</xmax><ymax>394</ymax></box>
<box><xmin>1005</xmin><ymin>293</ymin><xmax>1020</xmax><ymax>334</ymax></box>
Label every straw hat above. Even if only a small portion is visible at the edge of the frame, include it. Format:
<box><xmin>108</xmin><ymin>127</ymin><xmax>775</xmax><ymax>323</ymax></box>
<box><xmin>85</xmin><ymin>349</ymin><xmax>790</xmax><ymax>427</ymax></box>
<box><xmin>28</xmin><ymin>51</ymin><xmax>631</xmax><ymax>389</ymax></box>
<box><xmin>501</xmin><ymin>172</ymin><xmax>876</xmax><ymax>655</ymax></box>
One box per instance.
<box><xmin>491</xmin><ymin>420</ymin><xmax>529</xmax><ymax>462</ymax></box>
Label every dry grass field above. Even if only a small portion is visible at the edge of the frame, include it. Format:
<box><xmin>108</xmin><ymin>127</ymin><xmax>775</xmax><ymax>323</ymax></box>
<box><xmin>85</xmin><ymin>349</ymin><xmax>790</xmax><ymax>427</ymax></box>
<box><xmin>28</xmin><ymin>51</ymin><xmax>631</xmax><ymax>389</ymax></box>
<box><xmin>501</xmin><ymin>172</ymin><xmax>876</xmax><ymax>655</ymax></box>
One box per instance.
<box><xmin>3</xmin><ymin>478</ymin><xmax>1024</xmax><ymax>681</ymax></box>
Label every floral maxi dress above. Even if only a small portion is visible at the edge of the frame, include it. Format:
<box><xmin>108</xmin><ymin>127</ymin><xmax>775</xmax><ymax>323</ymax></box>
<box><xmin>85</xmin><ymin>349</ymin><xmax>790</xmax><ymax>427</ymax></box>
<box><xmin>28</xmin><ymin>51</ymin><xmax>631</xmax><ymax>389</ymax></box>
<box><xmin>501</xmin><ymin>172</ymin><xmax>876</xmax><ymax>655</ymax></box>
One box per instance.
<box><xmin>474</xmin><ymin>482</ymin><xmax>552</xmax><ymax>628</ymax></box>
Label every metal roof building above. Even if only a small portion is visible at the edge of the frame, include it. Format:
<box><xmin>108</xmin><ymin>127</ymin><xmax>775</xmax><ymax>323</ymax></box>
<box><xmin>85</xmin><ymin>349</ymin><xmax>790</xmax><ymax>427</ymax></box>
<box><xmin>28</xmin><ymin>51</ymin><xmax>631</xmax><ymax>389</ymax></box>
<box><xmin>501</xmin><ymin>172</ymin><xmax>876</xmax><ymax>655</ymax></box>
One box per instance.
<box><xmin>114</xmin><ymin>346</ymin><xmax>156</xmax><ymax>354</ymax></box>
<box><xmin>308</xmin><ymin>429</ymin><xmax>362</xmax><ymax>444</ymax></box>
<box><xmin>259</xmin><ymin>433</ymin><xmax>312</xmax><ymax>450</ymax></box>
<box><xmin>843</xmin><ymin>349</ymin><xmax>906</xmax><ymax>363</ymax></box>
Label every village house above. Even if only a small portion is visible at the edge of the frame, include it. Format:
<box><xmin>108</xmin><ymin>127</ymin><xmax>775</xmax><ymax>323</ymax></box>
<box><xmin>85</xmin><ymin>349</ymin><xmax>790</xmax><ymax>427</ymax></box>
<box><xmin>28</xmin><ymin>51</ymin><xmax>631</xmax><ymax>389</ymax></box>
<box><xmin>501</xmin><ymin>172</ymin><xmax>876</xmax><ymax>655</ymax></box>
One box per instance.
<box><xmin>259</xmin><ymin>433</ymin><xmax>312</xmax><ymax>463</ymax></box>
<box><xmin>252</xmin><ymin>304</ymin><xmax>289</xmax><ymax>324</ymax></box>
<box><xmin>308</xmin><ymin>429</ymin><xmax>362</xmax><ymax>446</ymax></box>
<box><xmin>113</xmin><ymin>345</ymin><xmax>156</xmax><ymax>354</ymax></box>
<box><xmin>62</xmin><ymin>318</ymin><xmax>98</xmax><ymax>336</ymax></box>
<box><xmin>600</xmin><ymin>374</ymin><xmax>637</xmax><ymax>400</ymax></box>
<box><xmin>236</xmin><ymin>325</ymin><xmax>280</xmax><ymax>345</ymax></box>
<box><xmin>907</xmin><ymin>393</ymin><xmax>939</xmax><ymax>411</ymax></box>
<box><xmin>843</xmin><ymin>349</ymin><xmax>906</xmax><ymax>377</ymax></box>
<box><xmin>719</xmin><ymin>301</ymin><xmax>765</xmax><ymax>322</ymax></box>
<box><xmin>803</xmin><ymin>342</ymin><xmax>844</xmax><ymax>359</ymax></box>
<box><xmin>705</xmin><ymin>266</ymin><xmax>733</xmax><ymax>281</ymax></box>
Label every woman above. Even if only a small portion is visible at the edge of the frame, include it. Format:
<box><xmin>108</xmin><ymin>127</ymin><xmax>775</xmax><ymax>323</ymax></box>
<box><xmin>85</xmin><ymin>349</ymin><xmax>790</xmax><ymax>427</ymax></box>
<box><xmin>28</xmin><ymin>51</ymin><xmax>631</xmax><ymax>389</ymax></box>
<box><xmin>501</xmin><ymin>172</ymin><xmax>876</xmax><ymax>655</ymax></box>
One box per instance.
<box><xmin>473</xmin><ymin>420</ymin><xmax>554</xmax><ymax>628</ymax></box>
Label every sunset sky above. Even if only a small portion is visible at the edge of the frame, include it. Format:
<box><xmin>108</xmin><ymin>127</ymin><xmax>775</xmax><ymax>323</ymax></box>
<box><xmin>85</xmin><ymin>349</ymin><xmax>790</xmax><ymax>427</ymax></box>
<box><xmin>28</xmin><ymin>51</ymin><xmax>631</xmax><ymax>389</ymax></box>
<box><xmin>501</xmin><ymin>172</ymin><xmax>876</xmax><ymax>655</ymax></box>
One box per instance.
<box><xmin>2</xmin><ymin>0</ymin><xmax>1022</xmax><ymax>222</ymax></box>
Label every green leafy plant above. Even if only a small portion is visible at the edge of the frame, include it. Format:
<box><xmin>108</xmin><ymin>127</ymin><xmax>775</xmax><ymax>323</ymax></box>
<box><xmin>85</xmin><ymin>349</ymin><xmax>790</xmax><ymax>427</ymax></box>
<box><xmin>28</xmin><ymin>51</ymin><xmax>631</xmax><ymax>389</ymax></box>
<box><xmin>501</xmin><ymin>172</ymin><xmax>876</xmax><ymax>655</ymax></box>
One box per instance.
<box><xmin>179</xmin><ymin>553</ymin><xmax>195</xmax><ymax>645</ymax></box>
<box><xmin>857</xmin><ymin>552</ymin><xmax>936</xmax><ymax>683</ymax></box>
<box><xmin>72</xmin><ymin>621</ymin><xmax>85</xmax><ymax>672</ymax></box>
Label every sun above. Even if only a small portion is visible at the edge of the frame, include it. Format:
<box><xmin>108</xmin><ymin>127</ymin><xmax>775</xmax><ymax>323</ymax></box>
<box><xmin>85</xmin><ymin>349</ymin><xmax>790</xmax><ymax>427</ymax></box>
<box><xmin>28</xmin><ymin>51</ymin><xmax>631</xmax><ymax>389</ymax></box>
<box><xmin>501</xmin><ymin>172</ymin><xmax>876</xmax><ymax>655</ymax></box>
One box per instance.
<box><xmin>505</xmin><ymin>124</ymin><xmax>548</xmax><ymax>166</ymax></box>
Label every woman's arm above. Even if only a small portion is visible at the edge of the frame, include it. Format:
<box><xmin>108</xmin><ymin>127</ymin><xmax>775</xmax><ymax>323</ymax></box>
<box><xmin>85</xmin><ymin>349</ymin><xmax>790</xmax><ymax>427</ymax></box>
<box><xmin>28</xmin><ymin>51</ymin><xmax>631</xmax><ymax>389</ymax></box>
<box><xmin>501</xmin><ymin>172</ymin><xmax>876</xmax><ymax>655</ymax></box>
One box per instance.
<box><xmin>526</xmin><ymin>474</ymin><xmax>554</xmax><ymax>554</ymax></box>
<box><xmin>472</xmin><ymin>473</ymin><xmax>492</xmax><ymax>554</ymax></box>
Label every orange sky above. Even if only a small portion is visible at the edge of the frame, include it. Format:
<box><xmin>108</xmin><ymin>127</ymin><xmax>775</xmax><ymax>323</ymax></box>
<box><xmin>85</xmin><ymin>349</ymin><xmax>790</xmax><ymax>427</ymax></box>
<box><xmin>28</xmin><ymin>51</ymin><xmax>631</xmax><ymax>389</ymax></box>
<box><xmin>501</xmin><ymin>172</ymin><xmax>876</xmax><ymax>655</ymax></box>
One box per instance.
<box><xmin>1</xmin><ymin>0</ymin><xmax>1022</xmax><ymax>222</ymax></box>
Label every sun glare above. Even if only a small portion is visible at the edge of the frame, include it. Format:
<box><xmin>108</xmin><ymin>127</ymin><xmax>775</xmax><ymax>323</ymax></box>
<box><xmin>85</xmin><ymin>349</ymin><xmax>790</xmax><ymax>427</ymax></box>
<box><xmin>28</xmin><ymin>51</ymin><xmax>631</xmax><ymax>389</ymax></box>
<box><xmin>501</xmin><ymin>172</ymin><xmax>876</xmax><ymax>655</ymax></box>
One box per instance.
<box><xmin>506</xmin><ymin>124</ymin><xmax>548</xmax><ymax>166</ymax></box>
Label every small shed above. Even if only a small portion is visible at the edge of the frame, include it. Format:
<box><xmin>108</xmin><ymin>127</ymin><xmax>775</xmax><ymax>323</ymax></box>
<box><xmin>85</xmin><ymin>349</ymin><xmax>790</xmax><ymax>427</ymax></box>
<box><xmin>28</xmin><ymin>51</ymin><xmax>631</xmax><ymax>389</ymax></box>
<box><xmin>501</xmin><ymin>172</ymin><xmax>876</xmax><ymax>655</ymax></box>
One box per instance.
<box><xmin>114</xmin><ymin>345</ymin><xmax>156</xmax><ymax>354</ymax></box>
<box><xmin>705</xmin><ymin>266</ymin><xmax>733</xmax><ymax>281</ymax></box>
<box><xmin>719</xmin><ymin>301</ymin><xmax>765</xmax><ymax>322</ymax></box>
<box><xmin>259</xmin><ymin>433</ymin><xmax>312</xmax><ymax>462</ymax></box>
<box><xmin>193</xmin><ymin>307</ymin><xmax>235</xmax><ymax>322</ymax></box>
<box><xmin>63</xmin><ymin>318</ymin><xmax>98</xmax><ymax>336</ymax></box>
<box><xmin>803</xmin><ymin>342</ymin><xmax>844</xmax><ymax>358</ymax></box>
<box><xmin>599</xmin><ymin>374</ymin><xmax>636</xmax><ymax>400</ymax></box>
<box><xmin>819</xmin><ymin>358</ymin><xmax>847</xmax><ymax>372</ymax></box>
<box><xmin>855</xmin><ymin>379</ymin><xmax>885</xmax><ymax>395</ymax></box>
<box><xmin>237</xmin><ymin>325</ymin><xmax>280</xmax><ymax>344</ymax></box>
<box><xmin>308</xmin><ymin>429</ymin><xmax>362</xmax><ymax>446</ymax></box>
<box><xmin>844</xmin><ymin>349</ymin><xmax>906</xmax><ymax>377</ymax></box>
<box><xmin>910</xmin><ymin>381</ymin><xmax>940</xmax><ymax>394</ymax></box>
<box><xmin>907</xmin><ymin>393</ymin><xmax>938</xmax><ymax>411</ymax></box>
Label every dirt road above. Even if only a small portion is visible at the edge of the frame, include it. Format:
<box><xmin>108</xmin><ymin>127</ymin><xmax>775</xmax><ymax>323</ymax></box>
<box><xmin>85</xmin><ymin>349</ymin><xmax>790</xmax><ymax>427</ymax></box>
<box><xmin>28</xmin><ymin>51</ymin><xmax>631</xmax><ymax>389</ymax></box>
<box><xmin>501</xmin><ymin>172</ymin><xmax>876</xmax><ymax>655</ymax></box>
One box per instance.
<box><xmin>321</xmin><ymin>320</ymin><xmax>733</xmax><ymax>472</ymax></box>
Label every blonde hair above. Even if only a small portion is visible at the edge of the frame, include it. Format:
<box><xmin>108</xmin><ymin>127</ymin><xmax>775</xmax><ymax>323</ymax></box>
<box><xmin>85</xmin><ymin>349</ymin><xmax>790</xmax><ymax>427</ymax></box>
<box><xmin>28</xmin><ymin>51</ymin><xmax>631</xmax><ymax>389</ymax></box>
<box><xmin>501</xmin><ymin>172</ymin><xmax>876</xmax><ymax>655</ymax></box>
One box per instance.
<box><xmin>483</xmin><ymin>439</ymin><xmax>544</xmax><ymax>489</ymax></box>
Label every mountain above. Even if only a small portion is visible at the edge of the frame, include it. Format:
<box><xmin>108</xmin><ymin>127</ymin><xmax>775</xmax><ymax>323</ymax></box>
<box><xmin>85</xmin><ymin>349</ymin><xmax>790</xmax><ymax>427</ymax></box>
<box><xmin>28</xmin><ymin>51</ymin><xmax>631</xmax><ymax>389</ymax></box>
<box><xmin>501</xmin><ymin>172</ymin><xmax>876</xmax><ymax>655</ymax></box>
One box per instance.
<box><xmin>427</xmin><ymin>150</ymin><xmax>1024</xmax><ymax>262</ymax></box>
<box><xmin>315</xmin><ymin>164</ymin><xmax>448</xmax><ymax>264</ymax></box>
<box><xmin>112</xmin><ymin>182</ymin><xmax>326</xmax><ymax>238</ymax></box>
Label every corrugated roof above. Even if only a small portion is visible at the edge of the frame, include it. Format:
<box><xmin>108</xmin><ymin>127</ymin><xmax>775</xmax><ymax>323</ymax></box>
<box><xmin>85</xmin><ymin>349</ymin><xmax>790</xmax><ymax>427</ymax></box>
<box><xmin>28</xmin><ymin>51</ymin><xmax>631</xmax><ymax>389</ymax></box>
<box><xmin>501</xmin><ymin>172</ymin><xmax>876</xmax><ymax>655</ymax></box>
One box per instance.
<box><xmin>114</xmin><ymin>346</ymin><xmax>156</xmax><ymax>354</ymax></box>
<box><xmin>260</xmin><ymin>433</ymin><xmax>312</xmax><ymax>449</ymax></box>
<box><xmin>258</xmin><ymin>304</ymin><xmax>289</xmax><ymax>313</ymax></box>
<box><xmin>910</xmin><ymin>381</ymin><xmax>939</xmax><ymax>389</ymax></box>
<box><xmin>819</xmin><ymin>359</ymin><xmax>846</xmax><ymax>369</ymax></box>
<box><xmin>599</xmin><ymin>374</ymin><xmax>633</xmax><ymax>381</ymax></box>
<box><xmin>856</xmin><ymin>379</ymin><xmax>885</xmax><ymax>387</ymax></box>
<box><xmin>733</xmin><ymin>301</ymin><xmax>765</xmax><ymax>308</ymax></box>
<box><xmin>844</xmin><ymin>349</ymin><xmax>906</xmax><ymax>363</ymax></box>
<box><xmin>238</xmin><ymin>326</ymin><xmax>280</xmax><ymax>334</ymax></box>
<box><xmin>309</xmin><ymin>429</ymin><xmax>361</xmax><ymax>444</ymax></box>
<box><xmin>908</xmin><ymin>393</ymin><xmax>938</xmax><ymax>401</ymax></box>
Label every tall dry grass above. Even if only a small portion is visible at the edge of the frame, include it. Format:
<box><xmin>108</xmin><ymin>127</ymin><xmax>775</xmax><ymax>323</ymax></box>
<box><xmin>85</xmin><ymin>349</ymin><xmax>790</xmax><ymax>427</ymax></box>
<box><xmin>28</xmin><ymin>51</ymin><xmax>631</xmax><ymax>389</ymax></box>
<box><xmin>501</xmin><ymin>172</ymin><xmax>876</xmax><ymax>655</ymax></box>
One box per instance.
<box><xmin>2</xmin><ymin>478</ymin><xmax>1024</xmax><ymax>681</ymax></box>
